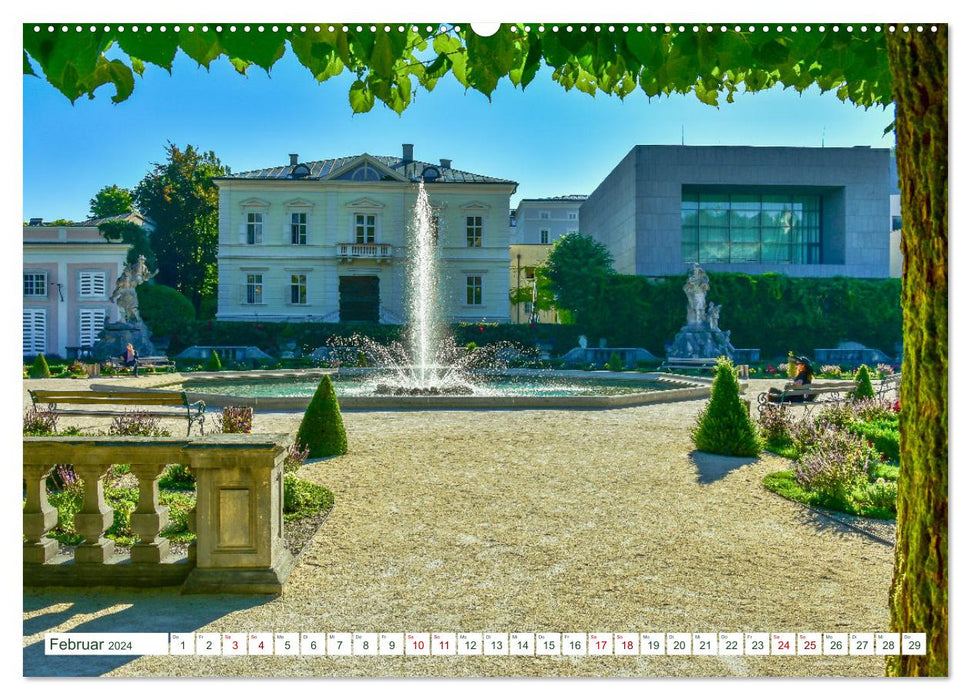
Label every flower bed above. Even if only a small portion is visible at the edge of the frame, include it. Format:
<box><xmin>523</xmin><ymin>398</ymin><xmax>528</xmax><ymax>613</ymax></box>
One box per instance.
<box><xmin>758</xmin><ymin>398</ymin><xmax>901</xmax><ymax>520</ymax></box>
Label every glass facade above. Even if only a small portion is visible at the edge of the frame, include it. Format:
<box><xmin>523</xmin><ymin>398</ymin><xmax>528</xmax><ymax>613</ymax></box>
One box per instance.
<box><xmin>681</xmin><ymin>192</ymin><xmax>822</xmax><ymax>265</ymax></box>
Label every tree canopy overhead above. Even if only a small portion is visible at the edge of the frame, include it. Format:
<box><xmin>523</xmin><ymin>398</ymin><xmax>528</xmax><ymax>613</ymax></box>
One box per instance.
<box><xmin>23</xmin><ymin>23</ymin><xmax>895</xmax><ymax>114</ymax></box>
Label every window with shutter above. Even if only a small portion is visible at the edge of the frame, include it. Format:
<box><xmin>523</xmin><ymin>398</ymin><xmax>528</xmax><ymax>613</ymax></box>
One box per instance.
<box><xmin>79</xmin><ymin>271</ymin><xmax>106</xmax><ymax>298</ymax></box>
<box><xmin>22</xmin><ymin>309</ymin><xmax>47</xmax><ymax>355</ymax></box>
<box><xmin>78</xmin><ymin>308</ymin><xmax>106</xmax><ymax>347</ymax></box>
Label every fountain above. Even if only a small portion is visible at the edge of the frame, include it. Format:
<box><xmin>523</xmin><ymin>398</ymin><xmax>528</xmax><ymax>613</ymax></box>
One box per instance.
<box><xmin>168</xmin><ymin>181</ymin><xmax>713</xmax><ymax>408</ymax></box>
<box><xmin>328</xmin><ymin>180</ymin><xmax>522</xmax><ymax>396</ymax></box>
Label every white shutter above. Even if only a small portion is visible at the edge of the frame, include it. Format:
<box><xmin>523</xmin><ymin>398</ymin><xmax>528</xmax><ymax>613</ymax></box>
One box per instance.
<box><xmin>79</xmin><ymin>271</ymin><xmax>106</xmax><ymax>298</ymax></box>
<box><xmin>284</xmin><ymin>219</ymin><xmax>292</xmax><ymax>244</ymax></box>
<box><xmin>22</xmin><ymin>309</ymin><xmax>46</xmax><ymax>355</ymax></box>
<box><xmin>79</xmin><ymin>308</ymin><xmax>106</xmax><ymax>347</ymax></box>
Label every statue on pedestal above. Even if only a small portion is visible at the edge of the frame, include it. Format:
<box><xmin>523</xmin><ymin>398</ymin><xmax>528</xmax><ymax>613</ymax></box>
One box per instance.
<box><xmin>109</xmin><ymin>255</ymin><xmax>156</xmax><ymax>323</ymax></box>
<box><xmin>683</xmin><ymin>263</ymin><xmax>710</xmax><ymax>326</ymax></box>
<box><xmin>92</xmin><ymin>255</ymin><xmax>158</xmax><ymax>361</ymax></box>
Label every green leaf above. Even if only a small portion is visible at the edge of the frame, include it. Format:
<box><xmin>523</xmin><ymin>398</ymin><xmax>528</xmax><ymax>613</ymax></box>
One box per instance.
<box><xmin>91</xmin><ymin>58</ymin><xmax>135</xmax><ymax>103</ymax></box>
<box><xmin>178</xmin><ymin>30</ymin><xmax>223</xmax><ymax>68</ymax></box>
<box><xmin>116</xmin><ymin>31</ymin><xmax>180</xmax><ymax>71</ymax></box>
<box><xmin>218</xmin><ymin>30</ymin><xmax>285</xmax><ymax>72</ymax></box>
<box><xmin>289</xmin><ymin>33</ymin><xmax>344</xmax><ymax>82</ymax></box>
<box><xmin>130</xmin><ymin>56</ymin><xmax>145</xmax><ymax>77</ymax></box>
<box><xmin>754</xmin><ymin>38</ymin><xmax>791</xmax><ymax>67</ymax></box>
<box><xmin>228</xmin><ymin>57</ymin><xmax>250</xmax><ymax>75</ymax></box>
<box><xmin>369</xmin><ymin>31</ymin><xmax>394</xmax><ymax>79</ymax></box>
<box><xmin>348</xmin><ymin>79</ymin><xmax>374</xmax><ymax>113</ymax></box>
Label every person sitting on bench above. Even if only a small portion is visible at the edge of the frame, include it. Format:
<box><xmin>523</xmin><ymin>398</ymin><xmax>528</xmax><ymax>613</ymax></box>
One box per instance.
<box><xmin>121</xmin><ymin>343</ymin><xmax>139</xmax><ymax>377</ymax></box>
<box><xmin>766</xmin><ymin>356</ymin><xmax>814</xmax><ymax>403</ymax></box>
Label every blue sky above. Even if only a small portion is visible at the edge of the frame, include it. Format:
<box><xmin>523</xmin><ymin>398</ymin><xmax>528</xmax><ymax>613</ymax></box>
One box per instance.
<box><xmin>23</xmin><ymin>36</ymin><xmax>897</xmax><ymax>222</ymax></box>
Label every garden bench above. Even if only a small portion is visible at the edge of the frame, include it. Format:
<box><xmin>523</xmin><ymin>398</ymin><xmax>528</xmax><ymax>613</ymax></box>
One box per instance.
<box><xmin>136</xmin><ymin>355</ymin><xmax>176</xmax><ymax>371</ymax></box>
<box><xmin>756</xmin><ymin>381</ymin><xmax>860</xmax><ymax>413</ymax></box>
<box><xmin>28</xmin><ymin>388</ymin><xmax>206</xmax><ymax>435</ymax></box>
<box><xmin>877</xmin><ymin>372</ymin><xmax>902</xmax><ymax>398</ymax></box>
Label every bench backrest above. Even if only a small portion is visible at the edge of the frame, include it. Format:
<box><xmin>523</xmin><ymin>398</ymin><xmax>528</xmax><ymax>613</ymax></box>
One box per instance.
<box><xmin>783</xmin><ymin>381</ymin><xmax>858</xmax><ymax>395</ymax></box>
<box><xmin>30</xmin><ymin>389</ymin><xmax>188</xmax><ymax>407</ymax></box>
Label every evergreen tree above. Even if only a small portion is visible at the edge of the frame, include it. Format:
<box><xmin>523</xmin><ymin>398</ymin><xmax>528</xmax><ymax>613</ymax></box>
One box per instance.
<box><xmin>692</xmin><ymin>357</ymin><xmax>762</xmax><ymax>457</ymax></box>
<box><xmin>853</xmin><ymin>364</ymin><xmax>876</xmax><ymax>400</ymax></box>
<box><xmin>295</xmin><ymin>375</ymin><xmax>348</xmax><ymax>458</ymax></box>
<box><xmin>29</xmin><ymin>354</ymin><xmax>51</xmax><ymax>378</ymax></box>
<box><xmin>206</xmin><ymin>350</ymin><xmax>222</xmax><ymax>372</ymax></box>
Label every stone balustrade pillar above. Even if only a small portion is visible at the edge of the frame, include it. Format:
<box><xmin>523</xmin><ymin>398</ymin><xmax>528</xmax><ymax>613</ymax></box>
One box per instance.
<box><xmin>182</xmin><ymin>433</ymin><xmax>292</xmax><ymax>594</ymax></box>
<box><xmin>23</xmin><ymin>463</ymin><xmax>58</xmax><ymax>564</ymax></box>
<box><xmin>129</xmin><ymin>463</ymin><xmax>170</xmax><ymax>564</ymax></box>
<box><xmin>72</xmin><ymin>462</ymin><xmax>115</xmax><ymax>564</ymax></box>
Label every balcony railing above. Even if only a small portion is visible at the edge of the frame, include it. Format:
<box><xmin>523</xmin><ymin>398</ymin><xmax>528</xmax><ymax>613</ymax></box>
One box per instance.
<box><xmin>23</xmin><ymin>434</ymin><xmax>293</xmax><ymax>594</ymax></box>
<box><xmin>337</xmin><ymin>242</ymin><xmax>394</xmax><ymax>262</ymax></box>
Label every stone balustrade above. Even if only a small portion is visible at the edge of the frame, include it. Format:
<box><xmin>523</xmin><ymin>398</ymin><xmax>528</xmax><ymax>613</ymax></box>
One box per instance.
<box><xmin>23</xmin><ymin>434</ymin><xmax>293</xmax><ymax>594</ymax></box>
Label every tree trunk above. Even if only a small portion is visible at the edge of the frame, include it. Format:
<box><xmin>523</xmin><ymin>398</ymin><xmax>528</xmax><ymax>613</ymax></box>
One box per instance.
<box><xmin>885</xmin><ymin>25</ymin><xmax>948</xmax><ymax>677</ymax></box>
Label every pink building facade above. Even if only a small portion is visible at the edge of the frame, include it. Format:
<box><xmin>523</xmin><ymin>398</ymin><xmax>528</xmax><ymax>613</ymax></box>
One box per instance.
<box><xmin>23</xmin><ymin>223</ymin><xmax>129</xmax><ymax>359</ymax></box>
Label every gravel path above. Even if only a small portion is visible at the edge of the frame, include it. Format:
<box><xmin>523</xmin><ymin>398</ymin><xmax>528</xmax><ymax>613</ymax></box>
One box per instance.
<box><xmin>23</xmin><ymin>377</ymin><xmax>894</xmax><ymax>677</ymax></box>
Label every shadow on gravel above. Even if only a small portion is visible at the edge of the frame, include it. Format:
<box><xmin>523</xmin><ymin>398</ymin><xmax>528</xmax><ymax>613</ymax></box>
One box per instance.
<box><xmin>689</xmin><ymin>451</ymin><xmax>759</xmax><ymax>484</ymax></box>
<box><xmin>23</xmin><ymin>589</ymin><xmax>268</xmax><ymax>677</ymax></box>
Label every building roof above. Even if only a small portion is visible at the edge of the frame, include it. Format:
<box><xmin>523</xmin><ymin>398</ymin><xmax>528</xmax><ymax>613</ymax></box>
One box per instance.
<box><xmin>219</xmin><ymin>154</ymin><xmax>517</xmax><ymax>185</ymax></box>
<box><xmin>518</xmin><ymin>194</ymin><xmax>588</xmax><ymax>202</ymax></box>
<box><xmin>78</xmin><ymin>211</ymin><xmax>153</xmax><ymax>228</ymax></box>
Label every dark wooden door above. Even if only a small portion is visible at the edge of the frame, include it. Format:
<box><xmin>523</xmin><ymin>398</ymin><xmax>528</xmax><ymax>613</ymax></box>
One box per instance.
<box><xmin>339</xmin><ymin>276</ymin><xmax>380</xmax><ymax>322</ymax></box>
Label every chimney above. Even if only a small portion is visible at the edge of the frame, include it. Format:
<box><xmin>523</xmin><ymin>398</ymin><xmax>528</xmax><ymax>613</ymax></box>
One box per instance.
<box><xmin>289</xmin><ymin>153</ymin><xmax>299</xmax><ymax>166</ymax></box>
<box><xmin>402</xmin><ymin>143</ymin><xmax>414</xmax><ymax>162</ymax></box>
<box><xmin>28</xmin><ymin>217</ymin><xmax>43</xmax><ymax>226</ymax></box>
<box><xmin>439</xmin><ymin>158</ymin><xmax>451</xmax><ymax>169</ymax></box>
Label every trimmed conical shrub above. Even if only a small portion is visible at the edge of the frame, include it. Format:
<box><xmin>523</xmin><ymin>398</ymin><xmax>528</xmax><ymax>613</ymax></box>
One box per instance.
<box><xmin>29</xmin><ymin>354</ymin><xmax>51</xmax><ymax>378</ymax></box>
<box><xmin>606</xmin><ymin>352</ymin><xmax>623</xmax><ymax>372</ymax></box>
<box><xmin>296</xmin><ymin>374</ymin><xmax>347</xmax><ymax>458</ymax></box>
<box><xmin>206</xmin><ymin>350</ymin><xmax>222</xmax><ymax>372</ymax></box>
<box><xmin>853</xmin><ymin>364</ymin><xmax>876</xmax><ymax>400</ymax></box>
<box><xmin>692</xmin><ymin>357</ymin><xmax>763</xmax><ymax>457</ymax></box>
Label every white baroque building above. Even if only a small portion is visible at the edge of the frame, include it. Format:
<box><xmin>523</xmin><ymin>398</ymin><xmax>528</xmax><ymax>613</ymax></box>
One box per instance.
<box><xmin>215</xmin><ymin>145</ymin><xmax>517</xmax><ymax>324</ymax></box>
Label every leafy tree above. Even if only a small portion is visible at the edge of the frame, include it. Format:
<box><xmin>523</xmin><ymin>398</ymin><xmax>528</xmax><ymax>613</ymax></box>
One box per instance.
<box><xmin>89</xmin><ymin>184</ymin><xmax>133</xmax><ymax>219</ymax></box>
<box><xmin>23</xmin><ymin>23</ymin><xmax>948</xmax><ymax>675</ymax></box>
<box><xmin>540</xmin><ymin>233</ymin><xmax>614</xmax><ymax>327</ymax></box>
<box><xmin>136</xmin><ymin>284</ymin><xmax>196</xmax><ymax>340</ymax></box>
<box><xmin>692</xmin><ymin>357</ymin><xmax>763</xmax><ymax>457</ymax></box>
<box><xmin>295</xmin><ymin>375</ymin><xmax>348</xmax><ymax>459</ymax></box>
<box><xmin>98</xmin><ymin>219</ymin><xmax>155</xmax><ymax>269</ymax></box>
<box><xmin>45</xmin><ymin>219</ymin><xmax>75</xmax><ymax>226</ymax></box>
<box><xmin>133</xmin><ymin>143</ymin><xmax>229</xmax><ymax>310</ymax></box>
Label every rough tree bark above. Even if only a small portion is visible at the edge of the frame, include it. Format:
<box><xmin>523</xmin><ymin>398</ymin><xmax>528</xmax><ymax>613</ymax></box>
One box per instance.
<box><xmin>885</xmin><ymin>24</ymin><xmax>948</xmax><ymax>677</ymax></box>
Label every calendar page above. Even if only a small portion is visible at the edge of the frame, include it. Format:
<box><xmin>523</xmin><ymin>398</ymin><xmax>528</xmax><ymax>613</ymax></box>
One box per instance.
<box><xmin>18</xmin><ymin>0</ymin><xmax>950</xmax><ymax>687</ymax></box>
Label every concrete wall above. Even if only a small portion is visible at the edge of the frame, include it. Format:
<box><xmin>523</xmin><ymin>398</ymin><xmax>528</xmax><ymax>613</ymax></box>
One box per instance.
<box><xmin>581</xmin><ymin>145</ymin><xmax>893</xmax><ymax>279</ymax></box>
<box><xmin>579</xmin><ymin>149</ymin><xmax>639</xmax><ymax>274</ymax></box>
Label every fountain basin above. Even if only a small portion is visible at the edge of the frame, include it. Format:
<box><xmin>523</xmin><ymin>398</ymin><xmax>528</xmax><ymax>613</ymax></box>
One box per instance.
<box><xmin>136</xmin><ymin>369</ymin><xmax>716</xmax><ymax>411</ymax></box>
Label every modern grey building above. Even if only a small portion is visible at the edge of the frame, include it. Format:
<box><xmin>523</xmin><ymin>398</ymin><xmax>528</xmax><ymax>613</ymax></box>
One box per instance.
<box><xmin>580</xmin><ymin>145</ymin><xmax>893</xmax><ymax>278</ymax></box>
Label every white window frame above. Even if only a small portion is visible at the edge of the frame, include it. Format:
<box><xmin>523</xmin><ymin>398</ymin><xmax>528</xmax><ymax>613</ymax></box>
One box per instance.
<box><xmin>23</xmin><ymin>272</ymin><xmax>47</xmax><ymax>298</ymax></box>
<box><xmin>289</xmin><ymin>211</ymin><xmax>309</xmax><ymax>245</ymax></box>
<box><xmin>246</xmin><ymin>211</ymin><xmax>264</xmax><ymax>245</ymax></box>
<box><xmin>567</xmin><ymin>211</ymin><xmax>578</xmax><ymax>220</ymax></box>
<box><xmin>354</xmin><ymin>213</ymin><xmax>377</xmax><ymax>244</ymax></box>
<box><xmin>539</xmin><ymin>211</ymin><xmax>550</xmax><ymax>220</ymax></box>
<box><xmin>244</xmin><ymin>273</ymin><xmax>264</xmax><ymax>305</ymax></box>
<box><xmin>540</xmin><ymin>229</ymin><xmax>550</xmax><ymax>245</ymax></box>
<box><xmin>78</xmin><ymin>308</ymin><xmax>106</xmax><ymax>347</ymax></box>
<box><xmin>289</xmin><ymin>273</ymin><xmax>308</xmax><ymax>305</ymax></box>
<box><xmin>466</xmin><ymin>275</ymin><xmax>483</xmax><ymax>306</ymax></box>
<box><xmin>466</xmin><ymin>216</ymin><xmax>483</xmax><ymax>248</ymax></box>
<box><xmin>78</xmin><ymin>270</ymin><xmax>107</xmax><ymax>299</ymax></box>
<box><xmin>23</xmin><ymin>308</ymin><xmax>47</xmax><ymax>355</ymax></box>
